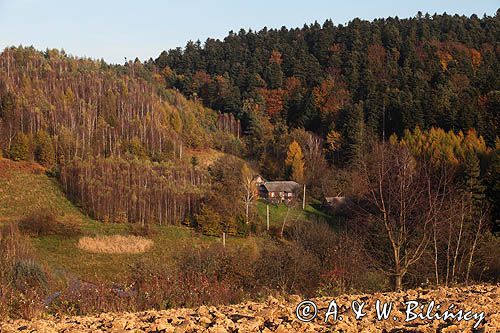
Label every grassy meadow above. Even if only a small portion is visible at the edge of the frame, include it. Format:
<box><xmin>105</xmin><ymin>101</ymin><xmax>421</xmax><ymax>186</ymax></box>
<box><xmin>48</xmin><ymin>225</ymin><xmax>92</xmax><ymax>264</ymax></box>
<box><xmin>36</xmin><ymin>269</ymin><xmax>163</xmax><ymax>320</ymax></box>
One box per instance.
<box><xmin>0</xmin><ymin>158</ymin><xmax>269</xmax><ymax>284</ymax></box>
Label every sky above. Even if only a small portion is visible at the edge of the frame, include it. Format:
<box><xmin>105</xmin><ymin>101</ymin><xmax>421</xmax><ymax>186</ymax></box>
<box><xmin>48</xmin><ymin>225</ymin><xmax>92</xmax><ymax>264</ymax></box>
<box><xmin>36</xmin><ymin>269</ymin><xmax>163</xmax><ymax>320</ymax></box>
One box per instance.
<box><xmin>0</xmin><ymin>0</ymin><xmax>497</xmax><ymax>64</ymax></box>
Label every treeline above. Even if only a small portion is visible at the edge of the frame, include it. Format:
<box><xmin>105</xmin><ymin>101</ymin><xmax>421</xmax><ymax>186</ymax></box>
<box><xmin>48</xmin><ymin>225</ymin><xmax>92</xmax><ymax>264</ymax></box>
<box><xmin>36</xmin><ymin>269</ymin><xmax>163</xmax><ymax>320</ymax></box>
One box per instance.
<box><xmin>0</xmin><ymin>47</ymin><xmax>235</xmax><ymax>163</ymax></box>
<box><xmin>0</xmin><ymin>47</ymin><xmax>245</xmax><ymax>225</ymax></box>
<box><xmin>155</xmin><ymin>11</ymin><xmax>499</xmax><ymax>160</ymax></box>
<box><xmin>59</xmin><ymin>157</ymin><xmax>208</xmax><ymax>225</ymax></box>
<box><xmin>152</xmin><ymin>12</ymin><xmax>500</xmax><ymax>230</ymax></box>
<box><xmin>396</xmin><ymin>127</ymin><xmax>500</xmax><ymax>230</ymax></box>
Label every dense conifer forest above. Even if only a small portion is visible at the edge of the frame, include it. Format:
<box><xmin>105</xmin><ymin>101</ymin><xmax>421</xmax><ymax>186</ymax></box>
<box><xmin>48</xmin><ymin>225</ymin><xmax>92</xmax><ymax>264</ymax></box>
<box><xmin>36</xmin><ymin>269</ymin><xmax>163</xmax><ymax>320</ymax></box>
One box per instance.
<box><xmin>156</xmin><ymin>11</ymin><xmax>499</xmax><ymax>148</ymax></box>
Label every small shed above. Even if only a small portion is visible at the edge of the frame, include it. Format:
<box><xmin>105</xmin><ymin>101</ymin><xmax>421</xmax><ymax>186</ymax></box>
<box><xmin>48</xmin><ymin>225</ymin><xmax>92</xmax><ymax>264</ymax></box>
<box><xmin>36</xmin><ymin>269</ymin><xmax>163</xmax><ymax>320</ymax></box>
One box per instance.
<box><xmin>323</xmin><ymin>196</ymin><xmax>351</xmax><ymax>214</ymax></box>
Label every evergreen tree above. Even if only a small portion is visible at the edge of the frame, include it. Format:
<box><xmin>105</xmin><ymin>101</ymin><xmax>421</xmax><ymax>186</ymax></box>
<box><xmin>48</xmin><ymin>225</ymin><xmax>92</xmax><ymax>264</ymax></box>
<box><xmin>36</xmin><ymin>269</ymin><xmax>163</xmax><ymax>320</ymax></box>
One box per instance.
<box><xmin>460</xmin><ymin>149</ymin><xmax>486</xmax><ymax>206</ymax></box>
<box><xmin>34</xmin><ymin>131</ymin><xmax>55</xmax><ymax>167</ymax></box>
<box><xmin>342</xmin><ymin>103</ymin><xmax>365</xmax><ymax>166</ymax></box>
<box><xmin>195</xmin><ymin>205</ymin><xmax>222</xmax><ymax>237</ymax></box>
<box><xmin>265</xmin><ymin>62</ymin><xmax>283</xmax><ymax>89</ymax></box>
<box><xmin>9</xmin><ymin>133</ymin><xmax>30</xmax><ymax>161</ymax></box>
<box><xmin>151</xmin><ymin>13</ymin><xmax>499</xmax><ymax>144</ymax></box>
<box><xmin>486</xmin><ymin>147</ymin><xmax>500</xmax><ymax>233</ymax></box>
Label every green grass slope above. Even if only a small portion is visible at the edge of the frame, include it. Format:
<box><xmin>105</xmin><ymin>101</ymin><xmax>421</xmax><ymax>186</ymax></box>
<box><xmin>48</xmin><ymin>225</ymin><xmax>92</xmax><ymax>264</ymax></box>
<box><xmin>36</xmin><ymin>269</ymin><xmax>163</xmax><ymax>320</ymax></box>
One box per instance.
<box><xmin>0</xmin><ymin>158</ymin><xmax>334</xmax><ymax>285</ymax></box>
<box><xmin>0</xmin><ymin>158</ymin><xmax>88</xmax><ymax>225</ymax></box>
<box><xmin>0</xmin><ymin>158</ymin><xmax>259</xmax><ymax>283</ymax></box>
<box><xmin>256</xmin><ymin>199</ymin><xmax>335</xmax><ymax>228</ymax></box>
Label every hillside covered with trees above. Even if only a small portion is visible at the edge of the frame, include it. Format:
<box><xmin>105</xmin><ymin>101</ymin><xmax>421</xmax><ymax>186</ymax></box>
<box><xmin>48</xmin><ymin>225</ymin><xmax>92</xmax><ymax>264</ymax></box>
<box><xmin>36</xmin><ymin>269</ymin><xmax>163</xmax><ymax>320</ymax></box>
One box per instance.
<box><xmin>0</xmin><ymin>47</ymin><xmax>246</xmax><ymax>228</ymax></box>
<box><xmin>156</xmin><ymin>11</ymin><xmax>499</xmax><ymax>158</ymax></box>
<box><xmin>155</xmin><ymin>11</ymin><xmax>500</xmax><ymax>225</ymax></box>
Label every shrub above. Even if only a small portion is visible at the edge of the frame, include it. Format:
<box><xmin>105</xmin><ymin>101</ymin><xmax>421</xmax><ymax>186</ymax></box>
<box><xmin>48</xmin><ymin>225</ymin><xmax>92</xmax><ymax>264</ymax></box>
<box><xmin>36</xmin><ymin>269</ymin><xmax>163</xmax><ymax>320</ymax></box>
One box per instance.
<box><xmin>0</xmin><ymin>224</ymin><xmax>46</xmax><ymax>319</ymax></box>
<box><xmin>0</xmin><ymin>285</ymin><xmax>9</xmax><ymax>318</ymax></box>
<box><xmin>195</xmin><ymin>205</ymin><xmax>223</xmax><ymax>236</ymax></box>
<box><xmin>255</xmin><ymin>240</ymin><xmax>321</xmax><ymax>296</ymax></box>
<box><xmin>286</xmin><ymin>220</ymin><xmax>384</xmax><ymax>295</ymax></box>
<box><xmin>267</xmin><ymin>225</ymin><xmax>282</xmax><ymax>239</ymax></box>
<box><xmin>129</xmin><ymin>243</ymin><xmax>254</xmax><ymax>309</ymax></box>
<box><xmin>128</xmin><ymin>223</ymin><xmax>157</xmax><ymax>237</ymax></box>
<box><xmin>213</xmin><ymin>132</ymin><xmax>244</xmax><ymax>156</ymax></box>
<box><xmin>0</xmin><ymin>224</ymin><xmax>33</xmax><ymax>281</ymax></box>
<box><xmin>18</xmin><ymin>209</ymin><xmax>81</xmax><ymax>237</ymax></box>
<box><xmin>476</xmin><ymin>233</ymin><xmax>500</xmax><ymax>283</ymax></box>
<box><xmin>285</xmin><ymin>220</ymin><xmax>339</xmax><ymax>266</ymax></box>
<box><xmin>47</xmin><ymin>281</ymin><xmax>136</xmax><ymax>316</ymax></box>
<box><xmin>34</xmin><ymin>131</ymin><xmax>55</xmax><ymax>167</ymax></box>
<box><xmin>236</xmin><ymin>216</ymin><xmax>251</xmax><ymax>236</ymax></box>
<box><xmin>9</xmin><ymin>133</ymin><xmax>31</xmax><ymax>161</ymax></box>
<box><xmin>10</xmin><ymin>260</ymin><xmax>47</xmax><ymax>292</ymax></box>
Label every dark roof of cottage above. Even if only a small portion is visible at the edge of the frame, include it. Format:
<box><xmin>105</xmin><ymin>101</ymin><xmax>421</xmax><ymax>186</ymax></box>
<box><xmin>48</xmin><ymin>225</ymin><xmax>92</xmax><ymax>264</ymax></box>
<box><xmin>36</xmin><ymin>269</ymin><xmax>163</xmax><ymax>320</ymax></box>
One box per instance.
<box><xmin>261</xmin><ymin>181</ymin><xmax>301</xmax><ymax>192</ymax></box>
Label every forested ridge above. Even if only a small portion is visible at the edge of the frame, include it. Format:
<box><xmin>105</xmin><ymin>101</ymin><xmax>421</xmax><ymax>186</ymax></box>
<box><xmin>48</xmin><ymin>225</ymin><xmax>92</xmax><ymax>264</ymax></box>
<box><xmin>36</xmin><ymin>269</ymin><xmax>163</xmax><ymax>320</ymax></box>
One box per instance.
<box><xmin>0</xmin><ymin>47</ymin><xmax>236</xmax><ymax>159</ymax></box>
<box><xmin>156</xmin><ymin>11</ymin><xmax>499</xmax><ymax>150</ymax></box>
<box><xmin>153</xmin><ymin>11</ymin><xmax>499</xmax><ymax>232</ymax></box>
<box><xmin>0</xmin><ymin>47</ymin><xmax>243</xmax><ymax>225</ymax></box>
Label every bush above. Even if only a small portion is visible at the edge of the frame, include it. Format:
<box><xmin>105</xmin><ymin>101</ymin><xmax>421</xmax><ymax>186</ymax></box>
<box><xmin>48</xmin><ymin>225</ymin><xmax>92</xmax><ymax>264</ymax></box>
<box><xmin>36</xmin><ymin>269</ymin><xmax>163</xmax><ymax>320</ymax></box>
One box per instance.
<box><xmin>267</xmin><ymin>225</ymin><xmax>282</xmax><ymax>239</ymax></box>
<box><xmin>476</xmin><ymin>233</ymin><xmax>500</xmax><ymax>283</ymax></box>
<box><xmin>0</xmin><ymin>224</ymin><xmax>47</xmax><ymax>319</ymax></box>
<box><xmin>195</xmin><ymin>205</ymin><xmax>223</xmax><ymax>236</ymax></box>
<box><xmin>47</xmin><ymin>282</ymin><xmax>135</xmax><ymax>317</ymax></box>
<box><xmin>18</xmin><ymin>209</ymin><xmax>81</xmax><ymax>237</ymax></box>
<box><xmin>285</xmin><ymin>220</ymin><xmax>339</xmax><ymax>266</ymax></box>
<box><xmin>125</xmin><ymin>243</ymin><xmax>253</xmax><ymax>310</ymax></box>
<box><xmin>0</xmin><ymin>224</ymin><xmax>34</xmax><ymax>280</ymax></box>
<box><xmin>10</xmin><ymin>260</ymin><xmax>47</xmax><ymax>293</ymax></box>
<box><xmin>128</xmin><ymin>223</ymin><xmax>157</xmax><ymax>237</ymax></box>
<box><xmin>34</xmin><ymin>131</ymin><xmax>55</xmax><ymax>167</ymax></box>
<box><xmin>236</xmin><ymin>215</ymin><xmax>250</xmax><ymax>236</ymax></box>
<box><xmin>255</xmin><ymin>240</ymin><xmax>321</xmax><ymax>296</ymax></box>
<box><xmin>9</xmin><ymin>133</ymin><xmax>31</xmax><ymax>161</ymax></box>
<box><xmin>213</xmin><ymin>132</ymin><xmax>245</xmax><ymax>156</ymax></box>
<box><xmin>286</xmin><ymin>220</ymin><xmax>385</xmax><ymax>294</ymax></box>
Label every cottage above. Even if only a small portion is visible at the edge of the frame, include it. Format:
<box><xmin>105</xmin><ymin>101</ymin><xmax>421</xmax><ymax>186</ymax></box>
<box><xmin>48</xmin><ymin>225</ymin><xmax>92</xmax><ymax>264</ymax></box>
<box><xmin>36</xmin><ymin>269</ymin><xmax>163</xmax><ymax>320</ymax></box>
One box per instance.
<box><xmin>259</xmin><ymin>181</ymin><xmax>301</xmax><ymax>204</ymax></box>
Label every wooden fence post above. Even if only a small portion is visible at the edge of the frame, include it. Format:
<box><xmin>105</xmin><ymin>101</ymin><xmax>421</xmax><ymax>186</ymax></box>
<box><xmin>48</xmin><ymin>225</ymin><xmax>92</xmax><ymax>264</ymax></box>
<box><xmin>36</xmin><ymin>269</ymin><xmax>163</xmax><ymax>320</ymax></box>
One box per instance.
<box><xmin>266</xmin><ymin>204</ymin><xmax>270</xmax><ymax>231</ymax></box>
<box><xmin>303</xmin><ymin>184</ymin><xmax>306</xmax><ymax>210</ymax></box>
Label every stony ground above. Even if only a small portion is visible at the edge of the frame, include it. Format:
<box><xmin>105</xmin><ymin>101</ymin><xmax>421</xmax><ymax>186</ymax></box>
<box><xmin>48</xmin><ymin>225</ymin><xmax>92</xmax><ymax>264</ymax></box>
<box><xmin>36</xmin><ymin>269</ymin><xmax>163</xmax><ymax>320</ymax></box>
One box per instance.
<box><xmin>1</xmin><ymin>284</ymin><xmax>498</xmax><ymax>332</ymax></box>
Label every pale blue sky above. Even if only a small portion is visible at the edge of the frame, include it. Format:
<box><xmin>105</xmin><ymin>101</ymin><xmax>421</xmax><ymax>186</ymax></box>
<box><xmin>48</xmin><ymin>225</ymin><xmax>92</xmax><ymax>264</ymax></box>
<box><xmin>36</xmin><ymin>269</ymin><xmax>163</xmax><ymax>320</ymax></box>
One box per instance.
<box><xmin>0</xmin><ymin>0</ymin><xmax>497</xmax><ymax>64</ymax></box>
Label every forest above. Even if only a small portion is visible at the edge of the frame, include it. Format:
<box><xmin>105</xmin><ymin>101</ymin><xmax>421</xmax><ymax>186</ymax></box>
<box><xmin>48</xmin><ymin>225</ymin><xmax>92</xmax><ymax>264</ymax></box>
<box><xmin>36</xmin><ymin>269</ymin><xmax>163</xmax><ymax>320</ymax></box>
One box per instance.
<box><xmin>0</xmin><ymin>11</ymin><xmax>499</xmax><ymax>319</ymax></box>
<box><xmin>153</xmin><ymin>10</ymin><xmax>500</xmax><ymax>231</ymax></box>
<box><xmin>155</xmin><ymin>11</ymin><xmax>499</xmax><ymax>147</ymax></box>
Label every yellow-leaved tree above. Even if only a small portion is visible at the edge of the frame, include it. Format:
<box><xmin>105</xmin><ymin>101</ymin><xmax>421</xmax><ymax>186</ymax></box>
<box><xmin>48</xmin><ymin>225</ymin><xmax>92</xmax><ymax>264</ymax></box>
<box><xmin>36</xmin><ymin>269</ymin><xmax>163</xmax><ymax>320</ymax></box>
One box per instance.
<box><xmin>285</xmin><ymin>140</ymin><xmax>304</xmax><ymax>183</ymax></box>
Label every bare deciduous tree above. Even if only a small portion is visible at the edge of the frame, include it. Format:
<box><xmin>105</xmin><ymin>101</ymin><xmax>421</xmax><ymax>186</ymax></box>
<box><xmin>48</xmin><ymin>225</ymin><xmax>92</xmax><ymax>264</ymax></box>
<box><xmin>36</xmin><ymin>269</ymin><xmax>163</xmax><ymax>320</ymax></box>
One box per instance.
<box><xmin>357</xmin><ymin>143</ymin><xmax>448</xmax><ymax>291</ymax></box>
<box><xmin>241</xmin><ymin>164</ymin><xmax>257</xmax><ymax>224</ymax></box>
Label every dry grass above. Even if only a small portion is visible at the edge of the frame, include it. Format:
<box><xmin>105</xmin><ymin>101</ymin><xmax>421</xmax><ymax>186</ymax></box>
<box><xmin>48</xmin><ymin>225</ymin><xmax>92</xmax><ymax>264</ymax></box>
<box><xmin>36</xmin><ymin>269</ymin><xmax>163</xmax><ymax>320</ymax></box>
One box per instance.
<box><xmin>77</xmin><ymin>235</ymin><xmax>154</xmax><ymax>254</ymax></box>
